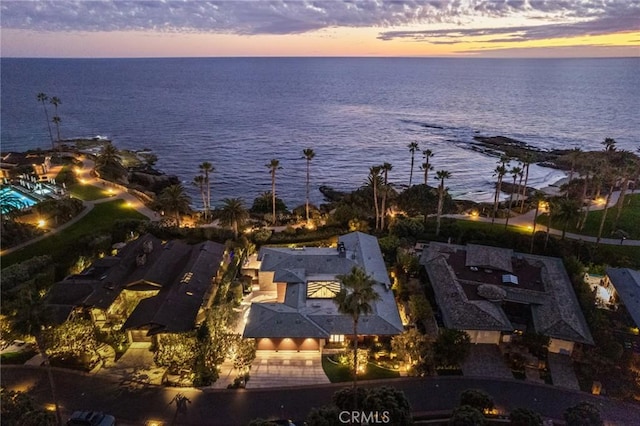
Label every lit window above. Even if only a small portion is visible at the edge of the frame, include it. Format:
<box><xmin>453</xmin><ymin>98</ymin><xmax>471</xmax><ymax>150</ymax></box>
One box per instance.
<box><xmin>330</xmin><ymin>334</ymin><xmax>344</xmax><ymax>343</ymax></box>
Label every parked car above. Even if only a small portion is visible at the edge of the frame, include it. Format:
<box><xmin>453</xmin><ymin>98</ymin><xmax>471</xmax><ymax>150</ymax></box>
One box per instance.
<box><xmin>66</xmin><ymin>411</ymin><xmax>116</xmax><ymax>426</ymax></box>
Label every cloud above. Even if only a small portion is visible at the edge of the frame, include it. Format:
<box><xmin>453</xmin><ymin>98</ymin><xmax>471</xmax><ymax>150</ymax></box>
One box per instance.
<box><xmin>378</xmin><ymin>1</ymin><xmax>640</xmax><ymax>43</ymax></box>
<box><xmin>2</xmin><ymin>0</ymin><xmax>633</xmax><ymax>36</ymax></box>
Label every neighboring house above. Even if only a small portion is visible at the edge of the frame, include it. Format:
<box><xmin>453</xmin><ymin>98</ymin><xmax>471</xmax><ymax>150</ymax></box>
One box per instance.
<box><xmin>420</xmin><ymin>242</ymin><xmax>593</xmax><ymax>355</ymax></box>
<box><xmin>242</xmin><ymin>232</ymin><xmax>404</xmax><ymax>351</ymax></box>
<box><xmin>604</xmin><ymin>267</ymin><xmax>640</xmax><ymax>329</ymax></box>
<box><xmin>1</xmin><ymin>152</ymin><xmax>52</xmax><ymax>179</ymax></box>
<box><xmin>46</xmin><ymin>234</ymin><xmax>225</xmax><ymax>343</ymax></box>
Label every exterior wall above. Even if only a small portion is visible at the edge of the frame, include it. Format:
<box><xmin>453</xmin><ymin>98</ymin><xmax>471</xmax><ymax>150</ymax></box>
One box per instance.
<box><xmin>256</xmin><ymin>337</ymin><xmax>320</xmax><ymax>351</ymax></box>
<box><xmin>465</xmin><ymin>329</ymin><xmax>501</xmax><ymax>344</ymax></box>
<box><xmin>276</xmin><ymin>283</ymin><xmax>287</xmax><ymax>302</ymax></box>
<box><xmin>548</xmin><ymin>338</ymin><xmax>575</xmax><ymax>355</ymax></box>
<box><xmin>258</xmin><ymin>270</ymin><xmax>276</xmax><ymax>291</ymax></box>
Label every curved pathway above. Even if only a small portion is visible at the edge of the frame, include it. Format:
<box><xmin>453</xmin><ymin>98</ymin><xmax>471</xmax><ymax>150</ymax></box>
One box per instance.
<box><xmin>2</xmin><ymin>366</ymin><xmax>639</xmax><ymax>425</ymax></box>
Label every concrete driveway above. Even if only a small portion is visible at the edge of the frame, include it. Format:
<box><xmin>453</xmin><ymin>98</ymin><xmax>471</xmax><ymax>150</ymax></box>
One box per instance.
<box><xmin>246</xmin><ymin>351</ymin><xmax>329</xmax><ymax>388</ymax></box>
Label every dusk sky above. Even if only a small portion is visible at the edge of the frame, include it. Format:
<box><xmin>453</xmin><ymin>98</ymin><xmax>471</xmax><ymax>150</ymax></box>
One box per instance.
<box><xmin>1</xmin><ymin>0</ymin><xmax>639</xmax><ymax>58</ymax></box>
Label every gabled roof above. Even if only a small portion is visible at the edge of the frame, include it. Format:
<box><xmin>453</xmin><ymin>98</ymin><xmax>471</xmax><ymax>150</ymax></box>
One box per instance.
<box><xmin>421</xmin><ymin>242</ymin><xmax>593</xmax><ymax>345</ymax></box>
<box><xmin>244</xmin><ymin>232</ymin><xmax>403</xmax><ymax>339</ymax></box>
<box><xmin>465</xmin><ymin>244</ymin><xmax>513</xmax><ymax>273</ymax></box>
<box><xmin>606</xmin><ymin>267</ymin><xmax>640</xmax><ymax>328</ymax></box>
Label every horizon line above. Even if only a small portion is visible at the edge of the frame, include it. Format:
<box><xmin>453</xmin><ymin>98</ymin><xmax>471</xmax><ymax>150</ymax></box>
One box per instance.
<box><xmin>2</xmin><ymin>55</ymin><xmax>639</xmax><ymax>60</ymax></box>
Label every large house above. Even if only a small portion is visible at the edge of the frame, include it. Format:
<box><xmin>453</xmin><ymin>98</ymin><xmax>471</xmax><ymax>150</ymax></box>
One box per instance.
<box><xmin>242</xmin><ymin>232</ymin><xmax>404</xmax><ymax>352</ymax></box>
<box><xmin>603</xmin><ymin>267</ymin><xmax>640</xmax><ymax>329</ymax></box>
<box><xmin>1</xmin><ymin>151</ymin><xmax>52</xmax><ymax>179</ymax></box>
<box><xmin>420</xmin><ymin>242</ymin><xmax>593</xmax><ymax>355</ymax></box>
<box><xmin>46</xmin><ymin>234</ymin><xmax>225</xmax><ymax>343</ymax></box>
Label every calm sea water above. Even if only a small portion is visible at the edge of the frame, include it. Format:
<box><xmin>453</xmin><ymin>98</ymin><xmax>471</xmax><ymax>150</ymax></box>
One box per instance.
<box><xmin>2</xmin><ymin>57</ymin><xmax>639</xmax><ymax>208</ymax></box>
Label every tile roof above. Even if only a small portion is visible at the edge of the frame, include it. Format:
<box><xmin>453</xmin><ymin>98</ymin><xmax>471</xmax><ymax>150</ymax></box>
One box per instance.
<box><xmin>244</xmin><ymin>232</ymin><xmax>403</xmax><ymax>339</ymax></box>
<box><xmin>421</xmin><ymin>242</ymin><xmax>593</xmax><ymax>345</ymax></box>
<box><xmin>606</xmin><ymin>267</ymin><xmax>640</xmax><ymax>328</ymax></box>
<box><xmin>465</xmin><ymin>244</ymin><xmax>514</xmax><ymax>273</ymax></box>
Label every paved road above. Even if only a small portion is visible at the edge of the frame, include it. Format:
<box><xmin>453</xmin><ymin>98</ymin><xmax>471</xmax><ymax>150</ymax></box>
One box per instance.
<box><xmin>3</xmin><ymin>366</ymin><xmax>639</xmax><ymax>425</ymax></box>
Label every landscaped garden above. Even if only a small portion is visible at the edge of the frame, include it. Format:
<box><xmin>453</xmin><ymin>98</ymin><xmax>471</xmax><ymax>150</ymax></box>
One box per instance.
<box><xmin>321</xmin><ymin>353</ymin><xmax>400</xmax><ymax>382</ymax></box>
<box><xmin>69</xmin><ymin>183</ymin><xmax>112</xmax><ymax>201</ymax></box>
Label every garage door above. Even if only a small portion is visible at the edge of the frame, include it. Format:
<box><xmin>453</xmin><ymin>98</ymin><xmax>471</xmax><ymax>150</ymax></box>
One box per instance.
<box><xmin>256</xmin><ymin>338</ymin><xmax>320</xmax><ymax>351</ymax></box>
<box><xmin>130</xmin><ymin>330</ymin><xmax>152</xmax><ymax>343</ymax></box>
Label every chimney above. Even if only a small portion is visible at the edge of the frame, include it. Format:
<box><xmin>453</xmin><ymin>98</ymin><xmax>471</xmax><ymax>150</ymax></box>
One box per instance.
<box><xmin>337</xmin><ymin>242</ymin><xmax>346</xmax><ymax>258</ymax></box>
<box><xmin>136</xmin><ymin>253</ymin><xmax>147</xmax><ymax>266</ymax></box>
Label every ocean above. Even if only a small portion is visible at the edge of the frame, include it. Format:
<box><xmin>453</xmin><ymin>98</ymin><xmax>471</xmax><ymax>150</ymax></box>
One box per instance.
<box><xmin>2</xmin><ymin>57</ymin><xmax>639</xmax><ymax>209</ymax></box>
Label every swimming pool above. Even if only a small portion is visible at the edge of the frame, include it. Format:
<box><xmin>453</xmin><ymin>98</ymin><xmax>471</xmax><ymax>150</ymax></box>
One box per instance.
<box><xmin>0</xmin><ymin>186</ymin><xmax>39</xmax><ymax>214</ymax></box>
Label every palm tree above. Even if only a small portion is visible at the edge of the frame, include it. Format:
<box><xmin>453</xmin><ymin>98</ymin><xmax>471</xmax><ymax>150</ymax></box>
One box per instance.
<box><xmin>219</xmin><ymin>198</ymin><xmax>249</xmax><ymax>239</ymax></box>
<box><xmin>566</xmin><ymin>148</ymin><xmax>582</xmax><ymax>198</ymax></box>
<box><xmin>421</xmin><ymin>149</ymin><xmax>434</xmax><ymax>185</ymax></box>
<box><xmin>94</xmin><ymin>142</ymin><xmax>122</xmax><ymax>172</ymax></box>
<box><xmin>519</xmin><ymin>153</ymin><xmax>534</xmax><ymax>212</ymax></box>
<box><xmin>601</xmin><ymin>138</ymin><xmax>617</xmax><ymax>153</ymax></box>
<box><xmin>198</xmin><ymin>162</ymin><xmax>214</xmax><ymax>221</ymax></box>
<box><xmin>491</xmin><ymin>163</ymin><xmax>508</xmax><ymax>225</ymax></box>
<box><xmin>528</xmin><ymin>191</ymin><xmax>546</xmax><ymax>253</ymax></box>
<box><xmin>266</xmin><ymin>159</ymin><xmax>282</xmax><ymax>226</ymax></box>
<box><xmin>369</xmin><ymin>165</ymin><xmax>382</xmax><ymax>230</ymax></box>
<box><xmin>50</xmin><ymin>96</ymin><xmax>62</xmax><ymax>142</ymax></box>
<box><xmin>379</xmin><ymin>162</ymin><xmax>392</xmax><ymax>230</ymax></box>
<box><xmin>505</xmin><ymin>165</ymin><xmax>522</xmax><ymax>229</ymax></box>
<box><xmin>158</xmin><ymin>184</ymin><xmax>192</xmax><ymax>227</ymax></box>
<box><xmin>302</xmin><ymin>148</ymin><xmax>315</xmax><ymax>223</ymax></box>
<box><xmin>596</xmin><ymin>170</ymin><xmax>616</xmax><ymax>244</ymax></box>
<box><xmin>8</xmin><ymin>287</ymin><xmax>62</xmax><ymax>425</ymax></box>
<box><xmin>554</xmin><ymin>198</ymin><xmax>581</xmax><ymax>240</ymax></box>
<box><xmin>408</xmin><ymin>142</ymin><xmax>419</xmax><ymax>186</ymax></box>
<box><xmin>544</xmin><ymin>198</ymin><xmax>557</xmax><ymax>250</ymax></box>
<box><xmin>37</xmin><ymin>92</ymin><xmax>54</xmax><ymax>150</ymax></box>
<box><xmin>193</xmin><ymin>175</ymin><xmax>206</xmax><ymax>218</ymax></box>
<box><xmin>334</xmin><ymin>266</ymin><xmax>381</xmax><ymax>408</ymax></box>
<box><xmin>613</xmin><ymin>152</ymin><xmax>639</xmax><ymax>230</ymax></box>
<box><xmin>435</xmin><ymin>169</ymin><xmax>451</xmax><ymax>236</ymax></box>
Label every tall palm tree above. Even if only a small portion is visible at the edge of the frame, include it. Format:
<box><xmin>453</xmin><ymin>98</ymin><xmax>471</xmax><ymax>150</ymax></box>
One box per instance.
<box><xmin>334</xmin><ymin>266</ymin><xmax>381</xmax><ymax>408</ymax></box>
<box><xmin>198</xmin><ymin>162</ymin><xmax>214</xmax><ymax>221</ymax></box>
<box><xmin>95</xmin><ymin>142</ymin><xmax>122</xmax><ymax>170</ymax></box>
<box><xmin>219</xmin><ymin>198</ymin><xmax>249</xmax><ymax>239</ymax></box>
<box><xmin>193</xmin><ymin>175</ymin><xmax>206</xmax><ymax>218</ymax></box>
<box><xmin>566</xmin><ymin>147</ymin><xmax>582</xmax><ymax>198</ymax></box>
<box><xmin>302</xmin><ymin>148</ymin><xmax>315</xmax><ymax>223</ymax></box>
<box><xmin>37</xmin><ymin>92</ymin><xmax>54</xmax><ymax>150</ymax></box>
<box><xmin>50</xmin><ymin>96</ymin><xmax>62</xmax><ymax>142</ymax></box>
<box><xmin>519</xmin><ymin>153</ymin><xmax>534</xmax><ymax>212</ymax></box>
<box><xmin>491</xmin><ymin>163</ymin><xmax>508</xmax><ymax>225</ymax></box>
<box><xmin>408</xmin><ymin>142</ymin><xmax>419</xmax><ymax>186</ymax></box>
<box><xmin>435</xmin><ymin>169</ymin><xmax>451</xmax><ymax>236</ymax></box>
<box><xmin>601</xmin><ymin>138</ymin><xmax>617</xmax><ymax>153</ymax></box>
<box><xmin>544</xmin><ymin>198</ymin><xmax>557</xmax><ymax>250</ymax></box>
<box><xmin>8</xmin><ymin>287</ymin><xmax>62</xmax><ymax>425</ymax></box>
<box><xmin>505</xmin><ymin>165</ymin><xmax>522</xmax><ymax>229</ymax></box>
<box><xmin>596</xmin><ymin>170</ymin><xmax>615</xmax><ymax>244</ymax></box>
<box><xmin>266</xmin><ymin>159</ymin><xmax>282</xmax><ymax>226</ymax></box>
<box><xmin>369</xmin><ymin>165</ymin><xmax>382</xmax><ymax>230</ymax></box>
<box><xmin>379</xmin><ymin>162</ymin><xmax>393</xmax><ymax>230</ymax></box>
<box><xmin>613</xmin><ymin>152</ymin><xmax>639</xmax><ymax>230</ymax></box>
<box><xmin>421</xmin><ymin>149</ymin><xmax>434</xmax><ymax>185</ymax></box>
<box><xmin>158</xmin><ymin>184</ymin><xmax>192</xmax><ymax>227</ymax></box>
<box><xmin>529</xmin><ymin>191</ymin><xmax>546</xmax><ymax>253</ymax></box>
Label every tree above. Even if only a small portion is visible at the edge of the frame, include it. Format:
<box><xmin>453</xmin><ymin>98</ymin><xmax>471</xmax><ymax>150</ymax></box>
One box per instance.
<box><xmin>554</xmin><ymin>198</ymin><xmax>581</xmax><ymax>240</ymax></box>
<box><xmin>391</xmin><ymin>328</ymin><xmax>430</xmax><ymax>374</ymax></box>
<box><xmin>198</xmin><ymin>162</ymin><xmax>214</xmax><ymax>221</ymax></box>
<box><xmin>37</xmin><ymin>92</ymin><xmax>54</xmax><ymax>150</ymax></box>
<box><xmin>459</xmin><ymin>389</ymin><xmax>494</xmax><ymax>412</ymax></box>
<box><xmin>421</xmin><ymin>149</ymin><xmax>434</xmax><ymax>185</ymax></box>
<box><xmin>193</xmin><ymin>175</ymin><xmax>207</xmax><ymax>218</ymax></box>
<box><xmin>50</xmin><ymin>96</ymin><xmax>62</xmax><ymax>142</ymax></box>
<box><xmin>266</xmin><ymin>159</ymin><xmax>282</xmax><ymax>226</ymax></box>
<box><xmin>433</xmin><ymin>329</ymin><xmax>471</xmax><ymax>368</ymax></box>
<box><xmin>158</xmin><ymin>184</ymin><xmax>192</xmax><ymax>227</ymax></box>
<box><xmin>491</xmin><ymin>163</ymin><xmax>507</xmax><ymax>225</ymax></box>
<box><xmin>509</xmin><ymin>408</ymin><xmax>543</xmax><ymax>426</ymax></box>
<box><xmin>380</xmin><ymin>162</ymin><xmax>393</xmax><ymax>230</ymax></box>
<box><xmin>7</xmin><ymin>287</ymin><xmax>62</xmax><ymax>425</ymax></box>
<box><xmin>505</xmin><ymin>165</ymin><xmax>522</xmax><ymax>229</ymax></box>
<box><xmin>601</xmin><ymin>137</ymin><xmax>616</xmax><ymax>153</ymax></box>
<box><xmin>448</xmin><ymin>405</ymin><xmax>486</xmax><ymax>426</ymax></box>
<box><xmin>334</xmin><ymin>266</ymin><xmax>381</xmax><ymax>408</ymax></box>
<box><xmin>528</xmin><ymin>191</ymin><xmax>545</xmax><ymax>253</ymax></box>
<box><xmin>596</xmin><ymin>169</ymin><xmax>615</xmax><ymax>245</ymax></box>
<box><xmin>369</xmin><ymin>165</ymin><xmax>382</xmax><ymax>230</ymax></box>
<box><xmin>219</xmin><ymin>197</ymin><xmax>249</xmax><ymax>239</ymax></box>
<box><xmin>303</xmin><ymin>148</ymin><xmax>316</xmax><ymax>223</ymax></box>
<box><xmin>519</xmin><ymin>153</ymin><xmax>534</xmax><ymax>212</ymax></box>
<box><xmin>95</xmin><ymin>142</ymin><xmax>126</xmax><ymax>181</ymax></box>
<box><xmin>1</xmin><ymin>390</ymin><xmax>55</xmax><ymax>426</ymax></box>
<box><xmin>435</xmin><ymin>169</ymin><xmax>452</xmax><ymax>236</ymax></box>
<box><xmin>612</xmin><ymin>151</ymin><xmax>639</xmax><ymax>230</ymax></box>
<box><xmin>408</xmin><ymin>141</ymin><xmax>419</xmax><ymax>186</ymax></box>
<box><xmin>563</xmin><ymin>402</ymin><xmax>603</xmax><ymax>426</ymax></box>
<box><xmin>332</xmin><ymin>387</ymin><xmax>412</xmax><ymax>426</ymax></box>
<box><xmin>566</xmin><ymin>148</ymin><xmax>582</xmax><ymax>198</ymax></box>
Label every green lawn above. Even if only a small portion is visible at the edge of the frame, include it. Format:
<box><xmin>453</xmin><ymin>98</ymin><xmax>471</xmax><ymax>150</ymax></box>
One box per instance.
<box><xmin>322</xmin><ymin>355</ymin><xmax>400</xmax><ymax>383</ymax></box>
<box><xmin>0</xmin><ymin>350</ymin><xmax>37</xmax><ymax>365</ymax></box>
<box><xmin>69</xmin><ymin>183</ymin><xmax>112</xmax><ymax>201</ymax></box>
<box><xmin>1</xmin><ymin>199</ymin><xmax>147</xmax><ymax>268</ymax></box>
<box><xmin>537</xmin><ymin>194</ymin><xmax>640</xmax><ymax>240</ymax></box>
